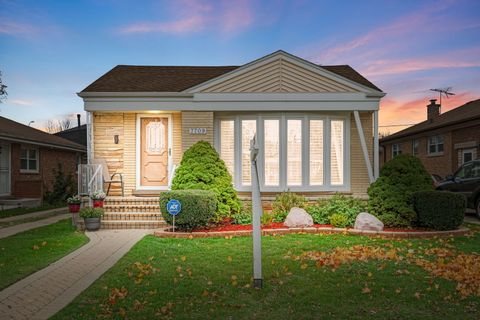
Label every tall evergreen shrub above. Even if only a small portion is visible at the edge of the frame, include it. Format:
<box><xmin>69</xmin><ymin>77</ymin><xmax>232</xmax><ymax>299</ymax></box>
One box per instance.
<box><xmin>171</xmin><ymin>141</ymin><xmax>241</xmax><ymax>222</ymax></box>
<box><xmin>367</xmin><ymin>154</ymin><xmax>432</xmax><ymax>227</ymax></box>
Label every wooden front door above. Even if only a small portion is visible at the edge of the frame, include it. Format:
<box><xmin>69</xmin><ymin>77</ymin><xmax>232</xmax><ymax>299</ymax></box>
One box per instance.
<box><xmin>140</xmin><ymin>117</ymin><xmax>169</xmax><ymax>187</ymax></box>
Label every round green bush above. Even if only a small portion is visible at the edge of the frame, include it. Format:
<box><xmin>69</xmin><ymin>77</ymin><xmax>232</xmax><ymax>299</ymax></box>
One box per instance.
<box><xmin>413</xmin><ymin>191</ymin><xmax>465</xmax><ymax>230</ymax></box>
<box><xmin>306</xmin><ymin>194</ymin><xmax>365</xmax><ymax>226</ymax></box>
<box><xmin>171</xmin><ymin>141</ymin><xmax>241</xmax><ymax>222</ymax></box>
<box><xmin>160</xmin><ymin>190</ymin><xmax>217</xmax><ymax>231</ymax></box>
<box><xmin>368</xmin><ymin>154</ymin><xmax>433</xmax><ymax>228</ymax></box>
<box><xmin>329</xmin><ymin>213</ymin><xmax>349</xmax><ymax>228</ymax></box>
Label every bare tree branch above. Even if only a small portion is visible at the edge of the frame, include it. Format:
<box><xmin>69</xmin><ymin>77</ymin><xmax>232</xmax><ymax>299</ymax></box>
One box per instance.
<box><xmin>0</xmin><ymin>70</ymin><xmax>7</xmax><ymax>103</ymax></box>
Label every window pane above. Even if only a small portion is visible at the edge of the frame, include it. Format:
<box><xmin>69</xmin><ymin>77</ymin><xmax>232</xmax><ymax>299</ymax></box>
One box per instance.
<box><xmin>20</xmin><ymin>149</ymin><xmax>27</xmax><ymax>159</ymax></box>
<box><xmin>20</xmin><ymin>159</ymin><xmax>28</xmax><ymax>170</ymax></box>
<box><xmin>241</xmin><ymin>120</ymin><xmax>256</xmax><ymax>186</ymax></box>
<box><xmin>330</xmin><ymin>120</ymin><xmax>344</xmax><ymax>185</ymax></box>
<box><xmin>309</xmin><ymin>120</ymin><xmax>323</xmax><ymax>185</ymax></box>
<box><xmin>438</xmin><ymin>143</ymin><xmax>444</xmax><ymax>153</ymax></box>
<box><xmin>287</xmin><ymin>119</ymin><xmax>302</xmax><ymax>186</ymax></box>
<box><xmin>264</xmin><ymin>120</ymin><xmax>279</xmax><ymax>186</ymax></box>
<box><xmin>220</xmin><ymin>120</ymin><xmax>235</xmax><ymax>180</ymax></box>
<box><xmin>29</xmin><ymin>149</ymin><xmax>37</xmax><ymax>160</ymax></box>
<box><xmin>29</xmin><ymin>159</ymin><xmax>37</xmax><ymax>170</ymax></box>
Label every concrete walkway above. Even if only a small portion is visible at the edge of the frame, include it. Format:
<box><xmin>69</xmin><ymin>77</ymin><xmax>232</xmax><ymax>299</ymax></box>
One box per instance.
<box><xmin>0</xmin><ymin>214</ymin><xmax>71</xmax><ymax>239</ymax></box>
<box><xmin>0</xmin><ymin>207</ymin><xmax>67</xmax><ymax>223</ymax></box>
<box><xmin>0</xmin><ymin>229</ymin><xmax>150</xmax><ymax>320</ymax></box>
<box><xmin>465</xmin><ymin>215</ymin><xmax>480</xmax><ymax>225</ymax></box>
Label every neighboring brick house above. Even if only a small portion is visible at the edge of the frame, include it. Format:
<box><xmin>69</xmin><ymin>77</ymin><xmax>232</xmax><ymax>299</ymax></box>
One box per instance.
<box><xmin>380</xmin><ymin>98</ymin><xmax>480</xmax><ymax>178</ymax></box>
<box><xmin>0</xmin><ymin>116</ymin><xmax>86</xmax><ymax>199</ymax></box>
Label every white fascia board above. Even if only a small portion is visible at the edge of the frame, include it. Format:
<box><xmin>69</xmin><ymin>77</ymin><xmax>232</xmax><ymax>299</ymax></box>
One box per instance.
<box><xmin>193</xmin><ymin>92</ymin><xmax>379</xmax><ymax>102</ymax></box>
<box><xmin>78</xmin><ymin>92</ymin><xmax>193</xmax><ymax>98</ymax></box>
<box><xmin>84</xmin><ymin>100</ymin><xmax>380</xmax><ymax>112</ymax></box>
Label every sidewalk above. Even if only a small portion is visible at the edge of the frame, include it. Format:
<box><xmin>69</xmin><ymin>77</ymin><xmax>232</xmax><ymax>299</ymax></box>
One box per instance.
<box><xmin>0</xmin><ymin>207</ymin><xmax>67</xmax><ymax>223</ymax></box>
<box><xmin>0</xmin><ymin>229</ymin><xmax>150</xmax><ymax>320</ymax></box>
<box><xmin>0</xmin><ymin>214</ymin><xmax>71</xmax><ymax>239</ymax></box>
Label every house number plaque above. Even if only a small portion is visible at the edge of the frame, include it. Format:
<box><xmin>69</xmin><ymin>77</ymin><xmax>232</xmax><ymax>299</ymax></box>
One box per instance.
<box><xmin>188</xmin><ymin>128</ymin><xmax>207</xmax><ymax>135</ymax></box>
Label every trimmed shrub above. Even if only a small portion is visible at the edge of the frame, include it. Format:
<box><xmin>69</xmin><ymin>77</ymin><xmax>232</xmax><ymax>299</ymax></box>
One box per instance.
<box><xmin>233</xmin><ymin>201</ymin><xmax>253</xmax><ymax>225</ymax></box>
<box><xmin>44</xmin><ymin>164</ymin><xmax>76</xmax><ymax>205</ymax></box>
<box><xmin>413</xmin><ymin>191</ymin><xmax>465</xmax><ymax>230</ymax></box>
<box><xmin>272</xmin><ymin>191</ymin><xmax>306</xmax><ymax>222</ymax></box>
<box><xmin>306</xmin><ymin>194</ymin><xmax>365</xmax><ymax>226</ymax></box>
<box><xmin>160</xmin><ymin>190</ymin><xmax>217</xmax><ymax>231</ymax></box>
<box><xmin>171</xmin><ymin>141</ymin><xmax>241</xmax><ymax>222</ymax></box>
<box><xmin>329</xmin><ymin>213</ymin><xmax>349</xmax><ymax>228</ymax></box>
<box><xmin>368</xmin><ymin>154</ymin><xmax>433</xmax><ymax>228</ymax></box>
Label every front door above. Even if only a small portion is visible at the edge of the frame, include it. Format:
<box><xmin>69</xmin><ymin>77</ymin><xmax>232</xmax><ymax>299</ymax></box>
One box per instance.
<box><xmin>0</xmin><ymin>143</ymin><xmax>11</xmax><ymax>195</ymax></box>
<box><xmin>140</xmin><ymin>117</ymin><xmax>169</xmax><ymax>187</ymax></box>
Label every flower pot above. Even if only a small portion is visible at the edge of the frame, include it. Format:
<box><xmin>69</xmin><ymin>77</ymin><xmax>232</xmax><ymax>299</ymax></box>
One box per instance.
<box><xmin>84</xmin><ymin>217</ymin><xmax>101</xmax><ymax>231</ymax></box>
<box><xmin>93</xmin><ymin>200</ymin><xmax>104</xmax><ymax>208</ymax></box>
<box><xmin>68</xmin><ymin>204</ymin><xmax>81</xmax><ymax>213</ymax></box>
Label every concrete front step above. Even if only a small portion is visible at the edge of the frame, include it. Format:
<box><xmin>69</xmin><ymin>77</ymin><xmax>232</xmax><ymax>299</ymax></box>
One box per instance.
<box><xmin>78</xmin><ymin>220</ymin><xmax>167</xmax><ymax>229</ymax></box>
<box><xmin>103</xmin><ymin>212</ymin><xmax>164</xmax><ymax>221</ymax></box>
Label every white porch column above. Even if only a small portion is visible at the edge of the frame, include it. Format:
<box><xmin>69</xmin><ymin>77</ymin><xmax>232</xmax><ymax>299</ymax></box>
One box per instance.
<box><xmin>86</xmin><ymin>111</ymin><xmax>94</xmax><ymax>164</ymax></box>
<box><xmin>373</xmin><ymin>110</ymin><xmax>379</xmax><ymax>180</ymax></box>
<box><xmin>353</xmin><ymin>111</ymin><xmax>374</xmax><ymax>183</ymax></box>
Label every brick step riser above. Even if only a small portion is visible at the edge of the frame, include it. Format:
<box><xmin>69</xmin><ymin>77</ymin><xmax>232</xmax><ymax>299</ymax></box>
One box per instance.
<box><xmin>78</xmin><ymin>221</ymin><xmax>167</xmax><ymax>230</ymax></box>
<box><xmin>103</xmin><ymin>214</ymin><xmax>164</xmax><ymax>221</ymax></box>
<box><xmin>103</xmin><ymin>206</ymin><xmax>161</xmax><ymax>213</ymax></box>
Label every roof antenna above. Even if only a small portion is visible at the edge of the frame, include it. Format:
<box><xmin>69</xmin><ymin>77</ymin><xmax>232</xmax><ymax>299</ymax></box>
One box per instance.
<box><xmin>430</xmin><ymin>87</ymin><xmax>455</xmax><ymax>108</ymax></box>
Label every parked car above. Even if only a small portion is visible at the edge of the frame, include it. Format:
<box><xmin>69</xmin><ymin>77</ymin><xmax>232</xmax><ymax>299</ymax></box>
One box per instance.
<box><xmin>436</xmin><ymin>160</ymin><xmax>480</xmax><ymax>218</ymax></box>
<box><xmin>431</xmin><ymin>174</ymin><xmax>443</xmax><ymax>187</ymax></box>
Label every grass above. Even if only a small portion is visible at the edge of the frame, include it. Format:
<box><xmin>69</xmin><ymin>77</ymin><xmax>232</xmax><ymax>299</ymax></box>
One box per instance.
<box><xmin>53</xmin><ymin>228</ymin><xmax>480</xmax><ymax>319</ymax></box>
<box><xmin>0</xmin><ymin>211</ymin><xmax>68</xmax><ymax>228</ymax></box>
<box><xmin>0</xmin><ymin>219</ymin><xmax>88</xmax><ymax>289</ymax></box>
<box><xmin>0</xmin><ymin>203</ymin><xmax>65</xmax><ymax>219</ymax></box>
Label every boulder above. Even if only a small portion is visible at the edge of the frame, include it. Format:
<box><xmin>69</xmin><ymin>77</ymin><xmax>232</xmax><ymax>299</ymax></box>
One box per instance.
<box><xmin>354</xmin><ymin>212</ymin><xmax>384</xmax><ymax>231</ymax></box>
<box><xmin>284</xmin><ymin>207</ymin><xmax>313</xmax><ymax>228</ymax></box>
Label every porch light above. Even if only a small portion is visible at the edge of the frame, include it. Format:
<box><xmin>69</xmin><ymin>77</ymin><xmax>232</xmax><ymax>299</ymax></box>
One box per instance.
<box><xmin>114</xmin><ymin>135</ymin><xmax>119</xmax><ymax>144</ymax></box>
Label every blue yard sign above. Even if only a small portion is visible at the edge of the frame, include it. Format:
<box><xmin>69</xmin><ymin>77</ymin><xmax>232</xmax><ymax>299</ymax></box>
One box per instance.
<box><xmin>166</xmin><ymin>199</ymin><xmax>181</xmax><ymax>216</ymax></box>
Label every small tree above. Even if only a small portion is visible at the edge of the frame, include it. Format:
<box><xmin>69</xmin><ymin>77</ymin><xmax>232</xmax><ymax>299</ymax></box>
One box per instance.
<box><xmin>367</xmin><ymin>154</ymin><xmax>433</xmax><ymax>227</ymax></box>
<box><xmin>171</xmin><ymin>141</ymin><xmax>241</xmax><ymax>222</ymax></box>
<box><xmin>44</xmin><ymin>163</ymin><xmax>76</xmax><ymax>204</ymax></box>
<box><xmin>0</xmin><ymin>70</ymin><xmax>7</xmax><ymax>103</ymax></box>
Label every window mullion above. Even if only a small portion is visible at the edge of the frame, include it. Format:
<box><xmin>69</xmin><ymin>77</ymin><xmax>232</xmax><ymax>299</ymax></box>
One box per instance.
<box><xmin>280</xmin><ymin>115</ymin><xmax>287</xmax><ymax>190</ymax></box>
<box><xmin>234</xmin><ymin>117</ymin><xmax>241</xmax><ymax>190</ymax></box>
<box><xmin>303</xmin><ymin>116</ymin><xmax>309</xmax><ymax>188</ymax></box>
<box><xmin>324</xmin><ymin>117</ymin><xmax>331</xmax><ymax>188</ymax></box>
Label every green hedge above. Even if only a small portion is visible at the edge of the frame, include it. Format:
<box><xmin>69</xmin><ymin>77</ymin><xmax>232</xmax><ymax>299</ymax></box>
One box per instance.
<box><xmin>171</xmin><ymin>141</ymin><xmax>241</xmax><ymax>222</ymax></box>
<box><xmin>413</xmin><ymin>191</ymin><xmax>465</xmax><ymax>230</ymax></box>
<box><xmin>160</xmin><ymin>190</ymin><xmax>217</xmax><ymax>231</ymax></box>
<box><xmin>368</xmin><ymin>154</ymin><xmax>433</xmax><ymax>227</ymax></box>
<box><xmin>306</xmin><ymin>194</ymin><xmax>365</xmax><ymax>226</ymax></box>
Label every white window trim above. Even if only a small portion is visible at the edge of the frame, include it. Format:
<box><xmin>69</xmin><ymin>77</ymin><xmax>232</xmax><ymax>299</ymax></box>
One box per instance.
<box><xmin>20</xmin><ymin>146</ymin><xmax>39</xmax><ymax>173</ymax></box>
<box><xmin>428</xmin><ymin>135</ymin><xmax>444</xmax><ymax>156</ymax></box>
<box><xmin>135</xmin><ymin>113</ymin><xmax>173</xmax><ymax>191</ymax></box>
<box><xmin>215</xmin><ymin>112</ymin><xmax>350</xmax><ymax>192</ymax></box>
<box><xmin>392</xmin><ymin>144</ymin><xmax>401</xmax><ymax>158</ymax></box>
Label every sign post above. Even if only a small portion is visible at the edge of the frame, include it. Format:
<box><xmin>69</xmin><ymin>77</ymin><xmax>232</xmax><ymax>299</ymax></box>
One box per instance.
<box><xmin>250</xmin><ymin>134</ymin><xmax>263</xmax><ymax>288</ymax></box>
<box><xmin>166</xmin><ymin>199</ymin><xmax>182</xmax><ymax>232</ymax></box>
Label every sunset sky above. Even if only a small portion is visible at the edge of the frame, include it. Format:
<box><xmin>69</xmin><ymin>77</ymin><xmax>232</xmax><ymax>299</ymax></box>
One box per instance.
<box><xmin>0</xmin><ymin>0</ymin><xmax>479</xmax><ymax>134</ymax></box>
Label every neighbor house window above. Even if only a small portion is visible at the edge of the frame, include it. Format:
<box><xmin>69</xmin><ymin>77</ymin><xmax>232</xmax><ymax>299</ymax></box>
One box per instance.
<box><xmin>20</xmin><ymin>147</ymin><xmax>39</xmax><ymax>173</ymax></box>
<box><xmin>392</xmin><ymin>144</ymin><xmax>401</xmax><ymax>157</ymax></box>
<box><xmin>412</xmin><ymin>139</ymin><xmax>419</xmax><ymax>156</ymax></box>
<box><xmin>216</xmin><ymin>114</ymin><xmax>348</xmax><ymax>191</ymax></box>
<box><xmin>428</xmin><ymin>135</ymin><xmax>444</xmax><ymax>155</ymax></box>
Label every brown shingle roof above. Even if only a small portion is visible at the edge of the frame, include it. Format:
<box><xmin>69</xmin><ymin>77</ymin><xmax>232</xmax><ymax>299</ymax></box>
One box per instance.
<box><xmin>81</xmin><ymin>64</ymin><xmax>381</xmax><ymax>93</ymax></box>
<box><xmin>381</xmin><ymin>99</ymin><xmax>480</xmax><ymax>142</ymax></box>
<box><xmin>0</xmin><ymin>116</ymin><xmax>86</xmax><ymax>152</ymax></box>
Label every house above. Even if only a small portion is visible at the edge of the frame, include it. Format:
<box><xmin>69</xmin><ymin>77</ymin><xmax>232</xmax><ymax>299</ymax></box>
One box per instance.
<box><xmin>380</xmin><ymin>98</ymin><xmax>480</xmax><ymax>177</ymax></box>
<box><xmin>0</xmin><ymin>116</ymin><xmax>86</xmax><ymax>203</ymax></box>
<box><xmin>55</xmin><ymin>114</ymin><xmax>88</xmax><ymax>164</ymax></box>
<box><xmin>77</xmin><ymin>51</ymin><xmax>384</xmax><ymax>227</ymax></box>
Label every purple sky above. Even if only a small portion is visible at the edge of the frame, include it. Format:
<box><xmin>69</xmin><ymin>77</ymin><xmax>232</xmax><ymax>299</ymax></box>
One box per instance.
<box><xmin>0</xmin><ymin>0</ymin><xmax>479</xmax><ymax>134</ymax></box>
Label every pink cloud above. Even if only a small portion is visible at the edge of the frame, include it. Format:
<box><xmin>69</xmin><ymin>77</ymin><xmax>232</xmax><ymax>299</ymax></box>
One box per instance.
<box><xmin>118</xmin><ymin>0</ymin><xmax>255</xmax><ymax>36</ymax></box>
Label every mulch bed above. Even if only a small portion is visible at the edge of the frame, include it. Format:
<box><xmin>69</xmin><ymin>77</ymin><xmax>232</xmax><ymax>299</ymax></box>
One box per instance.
<box><xmin>157</xmin><ymin>222</ymin><xmax>470</xmax><ymax>239</ymax></box>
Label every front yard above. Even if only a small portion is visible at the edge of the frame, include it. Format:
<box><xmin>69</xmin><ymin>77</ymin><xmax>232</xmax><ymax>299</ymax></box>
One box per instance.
<box><xmin>0</xmin><ymin>219</ymin><xmax>89</xmax><ymax>289</ymax></box>
<box><xmin>53</xmin><ymin>225</ymin><xmax>480</xmax><ymax>319</ymax></box>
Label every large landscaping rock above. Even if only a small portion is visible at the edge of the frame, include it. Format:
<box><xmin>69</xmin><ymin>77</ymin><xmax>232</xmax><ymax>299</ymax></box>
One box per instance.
<box><xmin>284</xmin><ymin>207</ymin><xmax>313</xmax><ymax>228</ymax></box>
<box><xmin>354</xmin><ymin>212</ymin><xmax>384</xmax><ymax>231</ymax></box>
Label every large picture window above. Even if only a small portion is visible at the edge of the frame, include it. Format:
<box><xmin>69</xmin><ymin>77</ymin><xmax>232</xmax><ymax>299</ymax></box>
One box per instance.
<box><xmin>216</xmin><ymin>114</ymin><xmax>348</xmax><ymax>191</ymax></box>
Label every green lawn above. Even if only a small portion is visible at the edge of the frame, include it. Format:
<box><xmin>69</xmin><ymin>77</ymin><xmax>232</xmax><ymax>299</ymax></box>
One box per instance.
<box><xmin>0</xmin><ymin>219</ymin><xmax>89</xmax><ymax>289</ymax></box>
<box><xmin>54</xmin><ymin>226</ymin><xmax>480</xmax><ymax>319</ymax></box>
<box><xmin>0</xmin><ymin>203</ymin><xmax>65</xmax><ymax>219</ymax></box>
